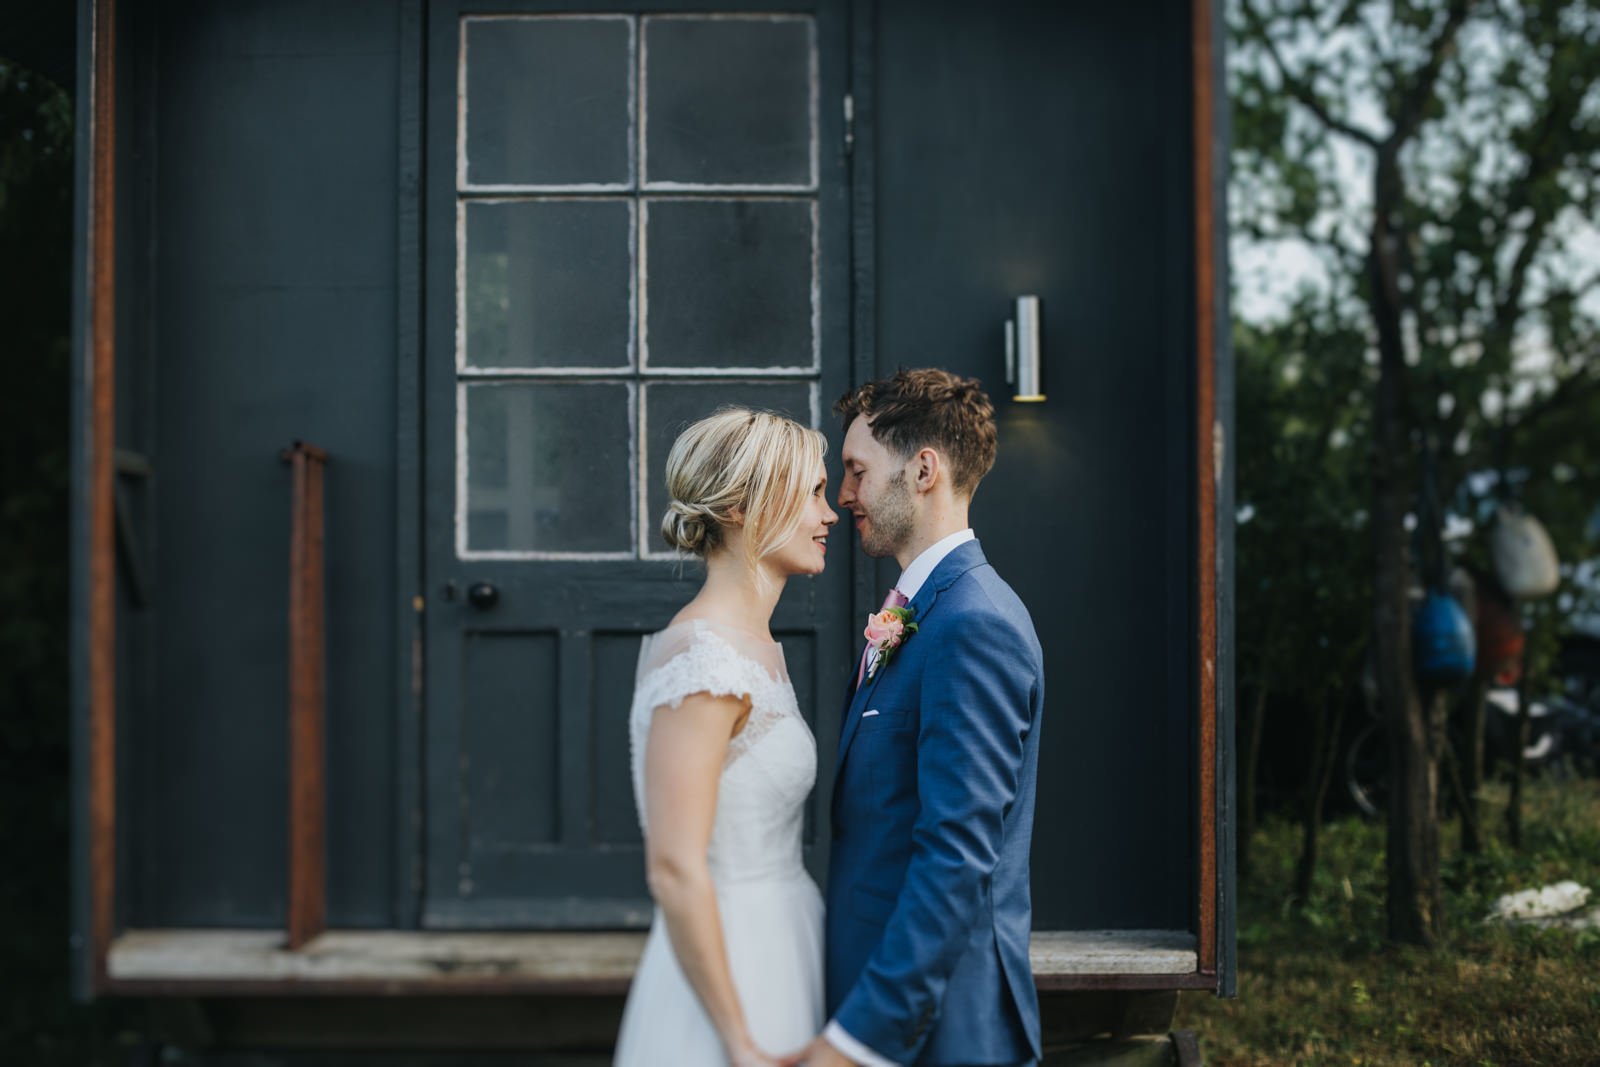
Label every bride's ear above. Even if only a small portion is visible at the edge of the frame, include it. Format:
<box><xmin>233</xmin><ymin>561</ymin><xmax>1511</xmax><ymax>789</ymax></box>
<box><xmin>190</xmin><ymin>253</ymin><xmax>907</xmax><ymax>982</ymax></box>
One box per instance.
<box><xmin>727</xmin><ymin>505</ymin><xmax>746</xmax><ymax>526</ymax></box>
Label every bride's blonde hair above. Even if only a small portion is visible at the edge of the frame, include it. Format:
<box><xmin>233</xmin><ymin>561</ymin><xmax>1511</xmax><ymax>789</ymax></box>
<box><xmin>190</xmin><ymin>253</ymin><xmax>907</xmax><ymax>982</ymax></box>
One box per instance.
<box><xmin>661</xmin><ymin>407</ymin><xmax>827</xmax><ymax>564</ymax></box>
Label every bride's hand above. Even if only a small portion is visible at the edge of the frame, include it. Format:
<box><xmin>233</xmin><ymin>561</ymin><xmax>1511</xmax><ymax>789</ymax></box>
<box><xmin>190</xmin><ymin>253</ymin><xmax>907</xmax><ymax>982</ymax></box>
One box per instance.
<box><xmin>725</xmin><ymin>1037</ymin><xmax>785</xmax><ymax>1067</ymax></box>
<box><xmin>777</xmin><ymin>1035</ymin><xmax>855</xmax><ymax>1066</ymax></box>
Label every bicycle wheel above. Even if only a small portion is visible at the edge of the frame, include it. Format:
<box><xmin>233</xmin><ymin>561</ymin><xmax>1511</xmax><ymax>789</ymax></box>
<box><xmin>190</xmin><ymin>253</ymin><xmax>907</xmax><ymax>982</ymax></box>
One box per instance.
<box><xmin>1345</xmin><ymin>720</ymin><xmax>1387</xmax><ymax>819</ymax></box>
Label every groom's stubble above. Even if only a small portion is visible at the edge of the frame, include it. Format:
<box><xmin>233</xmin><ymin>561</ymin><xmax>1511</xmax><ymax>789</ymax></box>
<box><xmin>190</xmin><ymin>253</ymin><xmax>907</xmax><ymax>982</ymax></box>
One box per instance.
<box><xmin>856</xmin><ymin>468</ymin><xmax>916</xmax><ymax>559</ymax></box>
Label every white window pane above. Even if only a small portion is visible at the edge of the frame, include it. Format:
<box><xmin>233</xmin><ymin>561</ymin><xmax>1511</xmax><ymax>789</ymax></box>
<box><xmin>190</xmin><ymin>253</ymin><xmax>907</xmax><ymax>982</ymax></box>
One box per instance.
<box><xmin>464</xmin><ymin>200</ymin><xmax>634</xmax><ymax>370</ymax></box>
<box><xmin>464</xmin><ymin>382</ymin><xmax>632</xmax><ymax>555</ymax></box>
<box><xmin>643</xmin><ymin>381</ymin><xmax>813</xmax><ymax>553</ymax></box>
<box><xmin>463</xmin><ymin>17</ymin><xmax>633</xmax><ymax>188</ymax></box>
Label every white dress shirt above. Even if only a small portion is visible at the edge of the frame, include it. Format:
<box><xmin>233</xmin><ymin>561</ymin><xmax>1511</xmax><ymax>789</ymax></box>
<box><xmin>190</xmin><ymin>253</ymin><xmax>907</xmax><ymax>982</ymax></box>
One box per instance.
<box><xmin>892</xmin><ymin>528</ymin><xmax>976</xmax><ymax>601</ymax></box>
<box><xmin>824</xmin><ymin>527</ymin><xmax>977</xmax><ymax>1067</ymax></box>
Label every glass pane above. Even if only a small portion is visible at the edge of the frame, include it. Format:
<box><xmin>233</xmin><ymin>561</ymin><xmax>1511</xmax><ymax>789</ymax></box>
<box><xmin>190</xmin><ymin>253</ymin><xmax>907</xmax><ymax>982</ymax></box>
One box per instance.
<box><xmin>465</xmin><ymin>383</ymin><xmax>631</xmax><ymax>554</ymax></box>
<box><xmin>464</xmin><ymin>200</ymin><xmax>633</xmax><ymax>369</ymax></box>
<box><xmin>463</xmin><ymin>17</ymin><xmax>633</xmax><ymax>187</ymax></box>
<box><xmin>644</xmin><ymin>381</ymin><xmax>813</xmax><ymax>552</ymax></box>
<box><xmin>644</xmin><ymin>16</ymin><xmax>813</xmax><ymax>187</ymax></box>
<box><xmin>644</xmin><ymin>199</ymin><xmax>814</xmax><ymax>369</ymax></box>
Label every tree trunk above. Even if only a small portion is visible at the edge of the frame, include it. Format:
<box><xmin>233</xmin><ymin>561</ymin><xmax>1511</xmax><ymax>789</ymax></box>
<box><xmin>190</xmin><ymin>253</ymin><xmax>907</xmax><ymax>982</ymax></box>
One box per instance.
<box><xmin>1294</xmin><ymin>689</ymin><xmax>1346</xmax><ymax>906</ymax></box>
<box><xmin>1239</xmin><ymin>684</ymin><xmax>1269</xmax><ymax>878</ymax></box>
<box><xmin>1458</xmin><ymin>680</ymin><xmax>1487</xmax><ymax>853</ymax></box>
<box><xmin>1370</xmin><ymin>153</ymin><xmax>1441</xmax><ymax>945</ymax></box>
<box><xmin>1506</xmin><ymin>646</ymin><xmax>1531</xmax><ymax>849</ymax></box>
<box><xmin>1442</xmin><ymin>717</ymin><xmax>1482</xmax><ymax>854</ymax></box>
<box><xmin>1374</xmin><ymin>420</ymin><xmax>1439</xmax><ymax>944</ymax></box>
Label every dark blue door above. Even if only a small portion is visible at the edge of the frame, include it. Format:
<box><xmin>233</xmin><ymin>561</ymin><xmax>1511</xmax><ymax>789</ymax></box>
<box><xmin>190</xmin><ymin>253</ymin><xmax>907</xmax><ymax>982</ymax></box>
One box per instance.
<box><xmin>422</xmin><ymin>0</ymin><xmax>854</xmax><ymax>927</ymax></box>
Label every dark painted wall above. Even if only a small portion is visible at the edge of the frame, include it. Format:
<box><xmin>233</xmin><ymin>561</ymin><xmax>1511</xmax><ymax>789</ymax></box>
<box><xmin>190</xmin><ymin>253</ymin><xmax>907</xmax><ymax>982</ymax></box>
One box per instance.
<box><xmin>872</xmin><ymin>0</ymin><xmax>1196</xmax><ymax>929</ymax></box>
<box><xmin>117</xmin><ymin>0</ymin><xmax>1199</xmax><ymax>934</ymax></box>
<box><xmin>128</xmin><ymin>0</ymin><xmax>401</xmax><ymax>926</ymax></box>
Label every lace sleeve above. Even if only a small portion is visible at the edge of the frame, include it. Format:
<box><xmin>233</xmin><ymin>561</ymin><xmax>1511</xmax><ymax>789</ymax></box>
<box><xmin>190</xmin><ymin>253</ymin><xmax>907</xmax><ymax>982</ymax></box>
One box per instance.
<box><xmin>628</xmin><ymin>623</ymin><xmax>802</xmax><ymax>833</ymax></box>
<box><xmin>633</xmin><ymin>631</ymin><xmax>768</xmax><ymax>715</ymax></box>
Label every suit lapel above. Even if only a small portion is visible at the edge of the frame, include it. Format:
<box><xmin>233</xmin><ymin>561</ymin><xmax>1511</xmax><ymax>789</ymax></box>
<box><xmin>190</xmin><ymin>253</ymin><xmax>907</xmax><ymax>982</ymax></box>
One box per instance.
<box><xmin>834</xmin><ymin>647</ymin><xmax>891</xmax><ymax>773</ymax></box>
<box><xmin>832</xmin><ymin>539</ymin><xmax>987</xmax><ymax>778</ymax></box>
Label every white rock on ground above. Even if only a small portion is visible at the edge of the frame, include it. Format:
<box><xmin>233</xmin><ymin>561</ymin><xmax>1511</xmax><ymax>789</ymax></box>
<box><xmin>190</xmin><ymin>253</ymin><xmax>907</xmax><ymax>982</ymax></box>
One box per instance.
<box><xmin>1486</xmin><ymin>881</ymin><xmax>1598</xmax><ymax>928</ymax></box>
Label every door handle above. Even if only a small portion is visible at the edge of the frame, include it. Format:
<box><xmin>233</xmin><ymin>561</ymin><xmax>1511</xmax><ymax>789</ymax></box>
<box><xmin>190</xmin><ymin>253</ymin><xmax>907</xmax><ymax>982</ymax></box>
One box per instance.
<box><xmin>467</xmin><ymin>582</ymin><xmax>500</xmax><ymax>610</ymax></box>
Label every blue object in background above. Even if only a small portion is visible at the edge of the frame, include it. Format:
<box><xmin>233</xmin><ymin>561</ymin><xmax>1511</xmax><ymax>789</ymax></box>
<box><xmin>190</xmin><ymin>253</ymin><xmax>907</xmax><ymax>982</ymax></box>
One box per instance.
<box><xmin>1414</xmin><ymin>591</ymin><xmax>1477</xmax><ymax>686</ymax></box>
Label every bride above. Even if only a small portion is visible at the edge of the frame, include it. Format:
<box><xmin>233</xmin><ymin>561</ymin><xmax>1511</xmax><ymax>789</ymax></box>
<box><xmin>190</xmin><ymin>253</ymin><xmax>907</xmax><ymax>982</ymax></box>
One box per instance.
<box><xmin>613</xmin><ymin>408</ymin><xmax>838</xmax><ymax>1067</ymax></box>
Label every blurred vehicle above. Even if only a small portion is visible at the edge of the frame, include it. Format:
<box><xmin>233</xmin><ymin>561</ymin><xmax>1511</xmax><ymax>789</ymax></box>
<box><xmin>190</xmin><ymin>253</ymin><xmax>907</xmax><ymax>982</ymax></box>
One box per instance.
<box><xmin>1480</xmin><ymin>687</ymin><xmax>1597</xmax><ymax>778</ymax></box>
<box><xmin>1344</xmin><ymin>674</ymin><xmax>1600</xmax><ymax>819</ymax></box>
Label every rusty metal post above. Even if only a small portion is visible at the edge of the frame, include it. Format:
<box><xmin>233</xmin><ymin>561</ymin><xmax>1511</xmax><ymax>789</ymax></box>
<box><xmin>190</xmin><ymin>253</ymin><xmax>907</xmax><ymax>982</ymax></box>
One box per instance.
<box><xmin>283</xmin><ymin>441</ymin><xmax>329</xmax><ymax>950</ymax></box>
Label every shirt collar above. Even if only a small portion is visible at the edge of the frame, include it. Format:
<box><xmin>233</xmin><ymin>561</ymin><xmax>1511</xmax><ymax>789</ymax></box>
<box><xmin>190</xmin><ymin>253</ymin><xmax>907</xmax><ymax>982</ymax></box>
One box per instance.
<box><xmin>894</xmin><ymin>528</ymin><xmax>976</xmax><ymax>601</ymax></box>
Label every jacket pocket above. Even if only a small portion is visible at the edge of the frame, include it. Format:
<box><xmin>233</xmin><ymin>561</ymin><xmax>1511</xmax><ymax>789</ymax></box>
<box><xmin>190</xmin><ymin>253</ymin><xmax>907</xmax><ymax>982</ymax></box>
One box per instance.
<box><xmin>854</xmin><ymin>707</ymin><xmax>914</xmax><ymax>734</ymax></box>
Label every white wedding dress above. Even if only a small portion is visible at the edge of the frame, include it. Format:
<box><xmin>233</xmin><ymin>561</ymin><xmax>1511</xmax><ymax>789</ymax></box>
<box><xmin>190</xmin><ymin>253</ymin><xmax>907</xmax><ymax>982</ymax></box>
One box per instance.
<box><xmin>613</xmin><ymin>619</ymin><xmax>825</xmax><ymax>1066</ymax></box>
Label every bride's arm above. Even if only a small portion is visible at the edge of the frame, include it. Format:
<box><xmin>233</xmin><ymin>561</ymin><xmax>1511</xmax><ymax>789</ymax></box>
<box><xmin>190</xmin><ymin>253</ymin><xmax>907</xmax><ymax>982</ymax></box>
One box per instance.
<box><xmin>643</xmin><ymin>691</ymin><xmax>773</xmax><ymax>1066</ymax></box>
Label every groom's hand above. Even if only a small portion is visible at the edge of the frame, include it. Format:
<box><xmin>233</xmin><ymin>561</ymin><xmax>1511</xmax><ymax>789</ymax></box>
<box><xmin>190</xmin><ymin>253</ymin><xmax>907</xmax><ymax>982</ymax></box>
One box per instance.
<box><xmin>778</xmin><ymin>1036</ymin><xmax>857</xmax><ymax>1067</ymax></box>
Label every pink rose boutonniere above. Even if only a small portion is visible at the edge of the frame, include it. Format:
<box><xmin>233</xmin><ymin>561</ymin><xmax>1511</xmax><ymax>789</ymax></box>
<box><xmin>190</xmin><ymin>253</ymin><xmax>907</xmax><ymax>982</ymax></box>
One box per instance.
<box><xmin>863</xmin><ymin>605</ymin><xmax>918</xmax><ymax>680</ymax></box>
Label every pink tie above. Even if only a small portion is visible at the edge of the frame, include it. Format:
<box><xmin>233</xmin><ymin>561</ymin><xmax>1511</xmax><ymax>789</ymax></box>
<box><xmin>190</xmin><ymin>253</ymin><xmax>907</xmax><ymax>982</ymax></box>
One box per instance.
<box><xmin>856</xmin><ymin>588</ymin><xmax>909</xmax><ymax>688</ymax></box>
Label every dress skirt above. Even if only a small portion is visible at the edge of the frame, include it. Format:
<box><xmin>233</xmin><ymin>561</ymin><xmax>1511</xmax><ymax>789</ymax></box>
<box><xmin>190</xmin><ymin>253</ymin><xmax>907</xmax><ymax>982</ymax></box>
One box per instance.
<box><xmin>613</xmin><ymin>872</ymin><xmax>825</xmax><ymax>1066</ymax></box>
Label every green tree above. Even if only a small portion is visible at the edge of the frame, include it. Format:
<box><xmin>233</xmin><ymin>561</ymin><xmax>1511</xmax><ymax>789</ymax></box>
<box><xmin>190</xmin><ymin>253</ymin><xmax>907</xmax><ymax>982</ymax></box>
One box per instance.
<box><xmin>1233</xmin><ymin>296</ymin><xmax>1371</xmax><ymax>887</ymax></box>
<box><xmin>1230</xmin><ymin>0</ymin><xmax>1600</xmax><ymax>944</ymax></box>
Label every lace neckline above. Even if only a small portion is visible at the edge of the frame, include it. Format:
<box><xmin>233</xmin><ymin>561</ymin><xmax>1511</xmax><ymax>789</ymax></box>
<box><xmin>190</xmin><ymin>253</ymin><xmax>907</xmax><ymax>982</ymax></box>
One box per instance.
<box><xmin>661</xmin><ymin>617</ymin><xmax>784</xmax><ymax>651</ymax></box>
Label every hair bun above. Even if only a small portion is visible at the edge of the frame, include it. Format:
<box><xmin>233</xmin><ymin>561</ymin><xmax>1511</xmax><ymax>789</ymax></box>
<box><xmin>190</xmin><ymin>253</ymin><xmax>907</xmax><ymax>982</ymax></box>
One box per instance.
<box><xmin>661</xmin><ymin>499</ymin><xmax>712</xmax><ymax>554</ymax></box>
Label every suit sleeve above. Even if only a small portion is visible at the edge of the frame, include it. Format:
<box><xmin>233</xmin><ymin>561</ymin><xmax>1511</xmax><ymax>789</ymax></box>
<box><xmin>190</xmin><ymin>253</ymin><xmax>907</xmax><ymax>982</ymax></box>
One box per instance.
<box><xmin>831</xmin><ymin>610</ymin><xmax>1035</xmax><ymax>1063</ymax></box>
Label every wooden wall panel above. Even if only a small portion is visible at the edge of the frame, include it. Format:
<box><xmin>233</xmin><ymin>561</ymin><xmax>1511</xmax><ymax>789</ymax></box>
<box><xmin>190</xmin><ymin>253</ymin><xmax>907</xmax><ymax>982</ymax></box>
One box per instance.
<box><xmin>129</xmin><ymin>0</ymin><xmax>401</xmax><ymax>927</ymax></box>
<box><xmin>874</xmin><ymin>0</ymin><xmax>1197</xmax><ymax>931</ymax></box>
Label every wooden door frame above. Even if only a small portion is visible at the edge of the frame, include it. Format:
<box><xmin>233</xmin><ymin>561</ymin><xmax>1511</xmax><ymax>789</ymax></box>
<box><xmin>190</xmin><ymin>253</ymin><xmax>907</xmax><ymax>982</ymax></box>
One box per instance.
<box><xmin>413</xmin><ymin>0</ymin><xmax>857</xmax><ymax>928</ymax></box>
<box><xmin>394</xmin><ymin>0</ymin><xmax>428</xmax><ymax>932</ymax></box>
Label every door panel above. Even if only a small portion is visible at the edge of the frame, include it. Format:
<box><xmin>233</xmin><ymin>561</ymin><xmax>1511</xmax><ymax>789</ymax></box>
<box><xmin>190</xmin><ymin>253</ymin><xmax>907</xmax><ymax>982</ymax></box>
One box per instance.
<box><xmin>423</xmin><ymin>0</ymin><xmax>851</xmax><ymax>928</ymax></box>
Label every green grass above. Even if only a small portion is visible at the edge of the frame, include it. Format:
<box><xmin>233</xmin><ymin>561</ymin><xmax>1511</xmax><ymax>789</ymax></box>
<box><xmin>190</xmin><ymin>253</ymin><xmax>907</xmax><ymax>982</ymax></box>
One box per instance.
<box><xmin>1176</xmin><ymin>778</ymin><xmax>1600</xmax><ymax>1066</ymax></box>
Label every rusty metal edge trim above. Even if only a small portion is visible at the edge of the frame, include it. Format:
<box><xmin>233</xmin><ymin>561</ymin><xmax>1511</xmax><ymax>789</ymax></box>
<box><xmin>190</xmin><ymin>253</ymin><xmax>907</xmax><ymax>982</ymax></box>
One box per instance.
<box><xmin>79</xmin><ymin>0</ymin><xmax>120</xmax><ymax>1001</ymax></box>
<box><xmin>1191</xmin><ymin>0</ymin><xmax>1220</xmax><ymax>990</ymax></box>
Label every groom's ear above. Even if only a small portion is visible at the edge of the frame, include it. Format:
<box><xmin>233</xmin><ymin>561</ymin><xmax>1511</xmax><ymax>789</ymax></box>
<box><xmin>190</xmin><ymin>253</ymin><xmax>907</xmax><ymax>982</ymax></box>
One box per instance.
<box><xmin>911</xmin><ymin>447</ymin><xmax>942</xmax><ymax>493</ymax></box>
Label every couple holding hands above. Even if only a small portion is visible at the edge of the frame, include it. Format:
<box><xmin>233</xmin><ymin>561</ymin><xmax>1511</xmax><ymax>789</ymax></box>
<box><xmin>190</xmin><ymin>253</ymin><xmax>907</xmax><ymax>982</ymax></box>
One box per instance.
<box><xmin>613</xmin><ymin>369</ymin><xmax>1044</xmax><ymax>1067</ymax></box>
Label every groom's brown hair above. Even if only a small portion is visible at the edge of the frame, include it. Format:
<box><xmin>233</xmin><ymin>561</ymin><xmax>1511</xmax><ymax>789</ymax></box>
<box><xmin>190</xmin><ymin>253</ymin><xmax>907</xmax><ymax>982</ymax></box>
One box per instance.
<box><xmin>835</xmin><ymin>368</ymin><xmax>998</xmax><ymax>497</ymax></box>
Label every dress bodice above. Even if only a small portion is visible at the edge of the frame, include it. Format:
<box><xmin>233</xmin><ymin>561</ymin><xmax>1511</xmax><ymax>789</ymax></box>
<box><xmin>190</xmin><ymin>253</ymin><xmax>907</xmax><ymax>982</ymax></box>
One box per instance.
<box><xmin>629</xmin><ymin>619</ymin><xmax>817</xmax><ymax>883</ymax></box>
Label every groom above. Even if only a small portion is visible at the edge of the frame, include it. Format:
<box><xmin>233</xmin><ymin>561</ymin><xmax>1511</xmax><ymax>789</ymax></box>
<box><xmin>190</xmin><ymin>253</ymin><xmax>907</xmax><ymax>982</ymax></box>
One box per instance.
<box><xmin>790</xmin><ymin>370</ymin><xmax>1044</xmax><ymax>1067</ymax></box>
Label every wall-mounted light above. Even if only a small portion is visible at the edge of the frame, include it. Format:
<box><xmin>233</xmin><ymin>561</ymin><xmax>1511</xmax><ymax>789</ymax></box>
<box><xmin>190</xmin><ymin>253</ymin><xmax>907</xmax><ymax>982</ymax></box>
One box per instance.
<box><xmin>1004</xmin><ymin>295</ymin><xmax>1045</xmax><ymax>402</ymax></box>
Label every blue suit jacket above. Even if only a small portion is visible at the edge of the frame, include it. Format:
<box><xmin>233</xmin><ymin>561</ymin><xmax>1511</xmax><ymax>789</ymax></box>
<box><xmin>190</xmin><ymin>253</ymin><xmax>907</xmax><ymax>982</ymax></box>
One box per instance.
<box><xmin>826</xmin><ymin>539</ymin><xmax>1044</xmax><ymax>1065</ymax></box>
